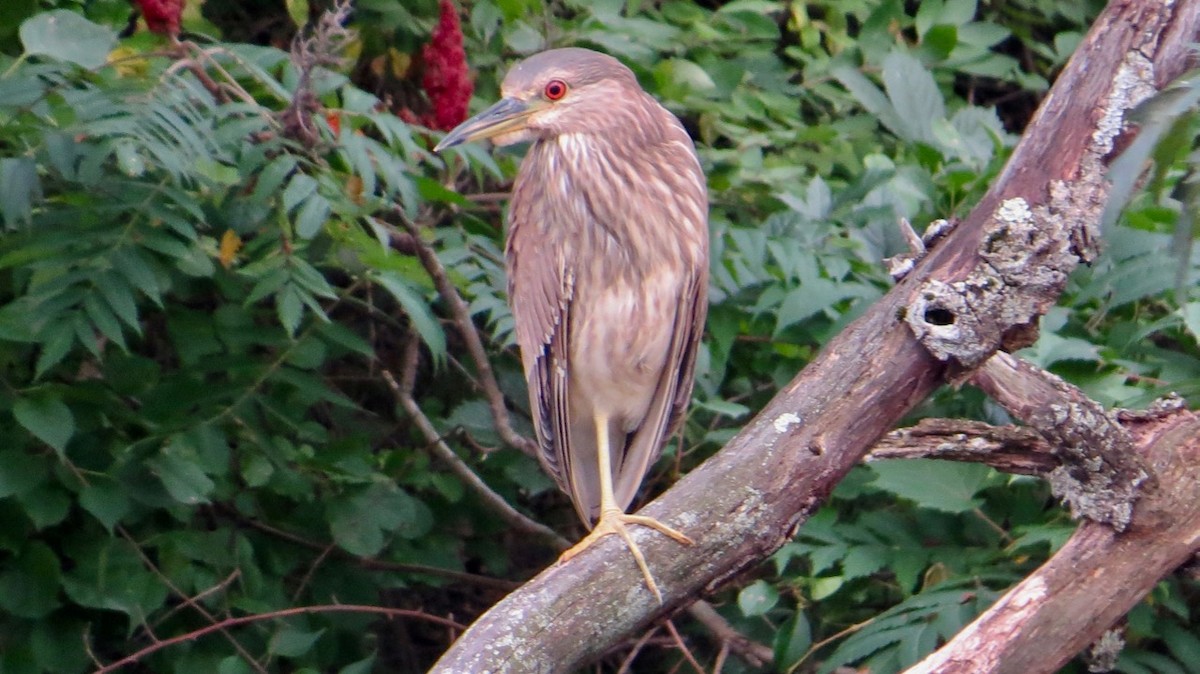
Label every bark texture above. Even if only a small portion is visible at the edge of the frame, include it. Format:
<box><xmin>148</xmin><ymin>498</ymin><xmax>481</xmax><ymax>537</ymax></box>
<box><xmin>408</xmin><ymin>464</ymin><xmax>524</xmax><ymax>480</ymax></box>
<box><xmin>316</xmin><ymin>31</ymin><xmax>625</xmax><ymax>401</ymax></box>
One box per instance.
<box><xmin>906</xmin><ymin>406</ymin><xmax>1200</xmax><ymax>674</ymax></box>
<box><xmin>974</xmin><ymin>352</ymin><xmax>1150</xmax><ymax>529</ymax></box>
<box><xmin>430</xmin><ymin>2</ymin><xmax>1200</xmax><ymax>672</ymax></box>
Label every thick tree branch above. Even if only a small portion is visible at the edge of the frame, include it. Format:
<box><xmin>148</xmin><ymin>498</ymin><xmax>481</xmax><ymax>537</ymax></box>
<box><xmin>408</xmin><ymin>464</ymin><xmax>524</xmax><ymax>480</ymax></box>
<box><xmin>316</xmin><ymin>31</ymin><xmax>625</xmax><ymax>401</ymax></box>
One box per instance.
<box><xmin>905</xmin><ymin>407</ymin><xmax>1200</xmax><ymax>674</ymax></box>
<box><xmin>429</xmin><ymin>2</ymin><xmax>1200</xmax><ymax>671</ymax></box>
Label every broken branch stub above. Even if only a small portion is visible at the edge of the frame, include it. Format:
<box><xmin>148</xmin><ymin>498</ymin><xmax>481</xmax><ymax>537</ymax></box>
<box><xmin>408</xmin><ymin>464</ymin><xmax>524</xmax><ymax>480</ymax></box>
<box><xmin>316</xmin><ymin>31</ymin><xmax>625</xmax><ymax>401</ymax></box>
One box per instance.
<box><xmin>973</xmin><ymin>352</ymin><xmax>1150</xmax><ymax>530</ymax></box>
<box><xmin>905</xmin><ymin>46</ymin><xmax>1161</xmax><ymax>368</ymax></box>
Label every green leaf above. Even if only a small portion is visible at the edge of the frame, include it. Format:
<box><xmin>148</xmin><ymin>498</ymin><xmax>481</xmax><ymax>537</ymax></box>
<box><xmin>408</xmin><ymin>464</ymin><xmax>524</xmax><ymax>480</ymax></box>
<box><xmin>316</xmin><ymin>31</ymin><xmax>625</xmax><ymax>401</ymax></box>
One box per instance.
<box><xmin>13</xmin><ymin>393</ymin><xmax>74</xmax><ymax>456</ymax></box>
<box><xmin>695</xmin><ymin>398</ymin><xmax>751</xmax><ymax>419</ymax></box>
<box><xmin>775</xmin><ymin>610</ymin><xmax>812</xmax><ymax>669</ymax></box>
<box><xmin>34</xmin><ymin>320</ymin><xmax>75</xmax><ymax>379</ymax></box>
<box><xmin>0</xmin><ymin>448</ymin><xmax>48</xmax><ymax>498</ymax></box>
<box><xmin>921</xmin><ymin>24</ymin><xmax>958</xmax><ymax>60</ymax></box>
<box><xmin>328</xmin><ymin>483</ymin><xmax>433</xmax><ymax>556</ymax></box>
<box><xmin>19</xmin><ymin>485</ymin><xmax>70</xmax><ymax>529</ymax></box>
<box><xmin>277</xmin><ymin>284</ymin><xmax>304</xmax><ymax>336</ymax></box>
<box><xmin>83</xmin><ymin>294</ymin><xmax>128</xmax><ymax>351</ymax></box>
<box><xmin>0</xmin><ymin>157</ymin><xmax>41</xmax><ymax>226</ymax></box>
<box><xmin>663</xmin><ymin>58</ymin><xmax>717</xmax><ymax>93</ymax></box>
<box><xmin>148</xmin><ymin>437</ymin><xmax>215</xmax><ymax>505</ymax></box>
<box><xmin>504</xmin><ymin>21</ymin><xmax>545</xmax><ymax>53</ymax></box>
<box><xmin>373</xmin><ymin>271</ymin><xmax>446</xmax><ymax>366</ymax></box>
<box><xmin>0</xmin><ymin>0</ymin><xmax>38</xmax><ymax>43</ymax></box>
<box><xmin>810</xmin><ymin>576</ymin><xmax>844</xmax><ymax>601</ymax></box>
<box><xmin>832</xmin><ymin>65</ymin><xmax>904</xmax><ymax>139</ymax></box>
<box><xmin>1162</xmin><ymin>622</ymin><xmax>1200</xmax><ymax>668</ymax></box>
<box><xmin>842</xmin><ymin>545</ymin><xmax>888</xmax><ymax>581</ymax></box>
<box><xmin>1180</xmin><ymin>302</ymin><xmax>1200</xmax><ymax>343</ymax></box>
<box><xmin>20</xmin><ymin>10</ymin><xmax>117</xmax><ymax>68</ymax></box>
<box><xmin>882</xmin><ymin>51</ymin><xmax>945</xmax><ymax>143</ymax></box>
<box><xmin>252</xmin><ymin>155</ymin><xmax>298</xmax><ymax>205</ymax></box>
<box><xmin>295</xmin><ymin>193</ymin><xmax>331</xmax><ymax>239</ymax></box>
<box><xmin>774</xmin><ymin>278</ymin><xmax>876</xmax><ymax>335</ymax></box>
<box><xmin>868</xmin><ymin>460</ymin><xmax>991</xmax><ymax>513</ymax></box>
<box><xmin>61</xmin><ymin>538</ymin><xmax>168</xmax><ymax>619</ymax></box>
<box><xmin>338</xmin><ymin>653</ymin><xmax>377</xmax><ymax>674</ymax></box>
<box><xmin>315</xmin><ymin>321</ymin><xmax>374</xmax><ymax>357</ymax></box>
<box><xmin>269</xmin><ymin>627</ymin><xmax>325</xmax><ymax>658</ymax></box>
<box><xmin>98</xmin><ymin>273</ymin><xmax>142</xmax><ymax>332</ymax></box>
<box><xmin>444</xmin><ymin>399</ymin><xmax>498</xmax><ymax>445</ymax></box>
<box><xmin>283</xmin><ymin>173</ymin><xmax>320</xmax><ymax>213</ymax></box>
<box><xmin>737</xmin><ymin>579</ymin><xmax>779</xmax><ymax>617</ymax></box>
<box><xmin>416</xmin><ymin>176</ymin><xmax>470</xmax><ymax>206</ymax></box>
<box><xmin>80</xmin><ymin>481</ymin><xmax>132</xmax><ymax>532</ymax></box>
<box><xmin>218</xmin><ymin>656</ymin><xmax>255</xmax><ymax>674</ymax></box>
<box><xmin>0</xmin><ymin>542</ymin><xmax>60</xmax><ymax>618</ymax></box>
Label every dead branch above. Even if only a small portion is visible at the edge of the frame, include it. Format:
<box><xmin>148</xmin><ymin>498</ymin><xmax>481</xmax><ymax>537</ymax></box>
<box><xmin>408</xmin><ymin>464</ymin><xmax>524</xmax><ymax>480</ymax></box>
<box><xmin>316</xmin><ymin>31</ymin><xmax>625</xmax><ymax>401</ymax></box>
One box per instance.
<box><xmin>685</xmin><ymin>600</ymin><xmax>774</xmax><ymax>668</ymax></box>
<box><xmin>973</xmin><ymin>352</ymin><xmax>1150</xmax><ymax>529</ymax></box>
<box><xmin>905</xmin><ymin>407</ymin><xmax>1200</xmax><ymax>674</ymax></box>
<box><xmin>280</xmin><ymin>0</ymin><xmax>353</xmax><ymax>145</ymax></box>
<box><xmin>868</xmin><ymin>418</ymin><xmax>1056</xmax><ymax>475</ymax></box>
<box><xmin>428</xmin><ymin>2</ymin><xmax>1200</xmax><ymax>671</ymax></box>
<box><xmin>92</xmin><ymin>604</ymin><xmax>464</xmax><ymax>674</ymax></box>
<box><xmin>388</xmin><ymin>335</ymin><xmax>567</xmax><ymax>549</ymax></box>
<box><xmin>396</xmin><ymin>210</ymin><xmax>539</xmax><ymax>457</ymax></box>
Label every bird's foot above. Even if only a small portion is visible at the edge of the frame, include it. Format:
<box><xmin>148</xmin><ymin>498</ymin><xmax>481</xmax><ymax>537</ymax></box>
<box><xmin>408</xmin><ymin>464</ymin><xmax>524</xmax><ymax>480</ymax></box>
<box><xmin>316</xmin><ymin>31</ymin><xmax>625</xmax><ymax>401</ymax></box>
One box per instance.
<box><xmin>559</xmin><ymin>509</ymin><xmax>693</xmax><ymax>603</ymax></box>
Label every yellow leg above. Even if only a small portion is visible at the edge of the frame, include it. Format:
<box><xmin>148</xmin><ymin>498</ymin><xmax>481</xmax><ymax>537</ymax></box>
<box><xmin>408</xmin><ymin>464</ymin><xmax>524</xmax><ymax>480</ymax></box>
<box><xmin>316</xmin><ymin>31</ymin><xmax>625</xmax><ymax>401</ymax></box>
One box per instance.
<box><xmin>559</xmin><ymin>413</ymin><xmax>693</xmax><ymax>602</ymax></box>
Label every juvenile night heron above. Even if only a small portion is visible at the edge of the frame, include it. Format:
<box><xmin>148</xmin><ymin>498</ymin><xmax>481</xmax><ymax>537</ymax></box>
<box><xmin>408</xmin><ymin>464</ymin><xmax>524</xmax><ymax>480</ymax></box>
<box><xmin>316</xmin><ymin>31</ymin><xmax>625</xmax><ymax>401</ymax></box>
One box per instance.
<box><xmin>435</xmin><ymin>47</ymin><xmax>709</xmax><ymax>601</ymax></box>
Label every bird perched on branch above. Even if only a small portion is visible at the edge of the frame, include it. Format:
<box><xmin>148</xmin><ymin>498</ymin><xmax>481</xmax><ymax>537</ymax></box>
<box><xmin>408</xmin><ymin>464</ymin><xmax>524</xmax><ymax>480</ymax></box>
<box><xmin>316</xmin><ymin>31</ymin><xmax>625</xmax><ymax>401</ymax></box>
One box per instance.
<box><xmin>436</xmin><ymin>47</ymin><xmax>709</xmax><ymax>601</ymax></box>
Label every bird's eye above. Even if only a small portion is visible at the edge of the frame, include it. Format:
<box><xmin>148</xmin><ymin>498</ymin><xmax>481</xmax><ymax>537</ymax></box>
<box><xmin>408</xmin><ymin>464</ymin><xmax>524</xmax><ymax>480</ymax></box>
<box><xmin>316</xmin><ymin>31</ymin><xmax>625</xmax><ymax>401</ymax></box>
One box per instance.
<box><xmin>543</xmin><ymin>79</ymin><xmax>568</xmax><ymax>101</ymax></box>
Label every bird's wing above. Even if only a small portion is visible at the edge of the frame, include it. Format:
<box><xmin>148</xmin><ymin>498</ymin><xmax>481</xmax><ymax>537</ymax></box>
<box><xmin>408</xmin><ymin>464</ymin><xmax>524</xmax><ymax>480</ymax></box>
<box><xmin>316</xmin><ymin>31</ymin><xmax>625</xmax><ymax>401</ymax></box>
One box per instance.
<box><xmin>505</xmin><ymin>213</ymin><xmax>576</xmax><ymax>499</ymax></box>
<box><xmin>612</xmin><ymin>263</ymin><xmax>708</xmax><ymax>511</ymax></box>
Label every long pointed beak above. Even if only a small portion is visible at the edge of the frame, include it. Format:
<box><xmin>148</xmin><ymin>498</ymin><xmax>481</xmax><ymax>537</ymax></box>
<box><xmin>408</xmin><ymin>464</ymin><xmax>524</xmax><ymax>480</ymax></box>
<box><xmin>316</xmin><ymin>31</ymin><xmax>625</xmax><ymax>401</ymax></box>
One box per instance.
<box><xmin>434</xmin><ymin>97</ymin><xmax>533</xmax><ymax>152</ymax></box>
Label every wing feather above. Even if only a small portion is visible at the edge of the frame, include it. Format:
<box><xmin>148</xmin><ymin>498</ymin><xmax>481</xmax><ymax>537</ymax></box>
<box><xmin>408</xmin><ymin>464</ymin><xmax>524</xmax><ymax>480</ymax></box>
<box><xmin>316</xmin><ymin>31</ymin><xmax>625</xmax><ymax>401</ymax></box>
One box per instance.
<box><xmin>612</xmin><ymin>266</ymin><xmax>707</xmax><ymax>510</ymax></box>
<box><xmin>506</xmin><ymin>216</ymin><xmax>573</xmax><ymax>494</ymax></box>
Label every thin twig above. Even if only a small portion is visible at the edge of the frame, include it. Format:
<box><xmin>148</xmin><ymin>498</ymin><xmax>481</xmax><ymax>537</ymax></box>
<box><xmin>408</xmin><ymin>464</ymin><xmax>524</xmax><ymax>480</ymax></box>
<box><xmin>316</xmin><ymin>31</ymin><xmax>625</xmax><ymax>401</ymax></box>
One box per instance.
<box><xmin>292</xmin><ymin>543</ymin><xmax>338</xmax><ymax>602</ymax></box>
<box><xmin>464</xmin><ymin>191</ymin><xmax>512</xmax><ymax>203</ymax></box>
<box><xmin>389</xmin><ymin>335</ymin><xmax>569</xmax><ymax>550</ymax></box>
<box><xmin>616</xmin><ymin>626</ymin><xmax>661</xmax><ymax>674</ymax></box>
<box><xmin>712</xmin><ymin>642</ymin><xmax>729</xmax><ymax>673</ymax></box>
<box><xmin>786</xmin><ymin>616</ymin><xmax>877</xmax><ymax>674</ymax></box>
<box><xmin>146</xmin><ymin>570</ymin><xmax>241</xmax><ymax>631</ymax></box>
<box><xmin>686</xmin><ymin>601</ymin><xmax>774</xmax><ymax>668</ymax></box>
<box><xmin>93</xmin><ymin>604</ymin><xmax>464</xmax><ymax>674</ymax></box>
<box><xmin>117</xmin><ymin>525</ymin><xmax>268</xmax><ymax>674</ymax></box>
<box><xmin>664</xmin><ymin>619</ymin><xmax>706</xmax><ymax>674</ymax></box>
<box><xmin>395</xmin><ymin>209</ymin><xmax>538</xmax><ymax>457</ymax></box>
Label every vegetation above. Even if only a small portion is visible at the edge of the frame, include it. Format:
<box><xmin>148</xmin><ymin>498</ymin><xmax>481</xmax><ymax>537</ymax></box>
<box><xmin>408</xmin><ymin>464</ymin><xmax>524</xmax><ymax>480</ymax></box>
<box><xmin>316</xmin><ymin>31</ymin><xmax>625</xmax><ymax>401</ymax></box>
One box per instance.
<box><xmin>0</xmin><ymin>0</ymin><xmax>1196</xmax><ymax>672</ymax></box>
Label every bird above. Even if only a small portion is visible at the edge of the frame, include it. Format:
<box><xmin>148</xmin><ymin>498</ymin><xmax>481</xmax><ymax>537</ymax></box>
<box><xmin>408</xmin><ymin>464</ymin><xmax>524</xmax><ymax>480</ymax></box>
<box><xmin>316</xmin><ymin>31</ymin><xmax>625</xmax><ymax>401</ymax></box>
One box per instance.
<box><xmin>435</xmin><ymin>47</ymin><xmax>709</xmax><ymax>602</ymax></box>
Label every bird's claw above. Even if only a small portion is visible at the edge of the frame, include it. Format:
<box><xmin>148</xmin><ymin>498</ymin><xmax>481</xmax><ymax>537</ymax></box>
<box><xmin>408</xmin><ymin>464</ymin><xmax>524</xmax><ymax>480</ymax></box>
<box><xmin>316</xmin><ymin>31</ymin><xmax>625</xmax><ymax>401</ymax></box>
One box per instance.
<box><xmin>560</xmin><ymin>510</ymin><xmax>693</xmax><ymax>603</ymax></box>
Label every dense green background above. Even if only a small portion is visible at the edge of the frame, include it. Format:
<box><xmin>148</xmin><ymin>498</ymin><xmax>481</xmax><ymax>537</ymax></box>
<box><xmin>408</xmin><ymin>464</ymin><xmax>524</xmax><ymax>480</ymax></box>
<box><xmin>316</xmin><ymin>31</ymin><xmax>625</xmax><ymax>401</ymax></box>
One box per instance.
<box><xmin>0</xmin><ymin>0</ymin><xmax>1197</xmax><ymax>672</ymax></box>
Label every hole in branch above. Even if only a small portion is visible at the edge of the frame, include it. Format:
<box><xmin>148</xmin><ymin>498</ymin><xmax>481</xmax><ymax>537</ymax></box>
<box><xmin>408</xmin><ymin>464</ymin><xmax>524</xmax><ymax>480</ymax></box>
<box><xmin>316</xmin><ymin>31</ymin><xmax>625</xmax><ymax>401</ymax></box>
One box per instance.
<box><xmin>924</xmin><ymin>306</ymin><xmax>956</xmax><ymax>326</ymax></box>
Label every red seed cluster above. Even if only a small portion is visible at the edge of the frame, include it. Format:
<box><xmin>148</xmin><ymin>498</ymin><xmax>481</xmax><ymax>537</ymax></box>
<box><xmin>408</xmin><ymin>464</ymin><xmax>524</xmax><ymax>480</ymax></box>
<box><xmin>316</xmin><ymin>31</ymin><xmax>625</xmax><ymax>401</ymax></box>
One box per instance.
<box><xmin>138</xmin><ymin>0</ymin><xmax>184</xmax><ymax>36</ymax></box>
<box><xmin>419</xmin><ymin>0</ymin><xmax>473</xmax><ymax>131</ymax></box>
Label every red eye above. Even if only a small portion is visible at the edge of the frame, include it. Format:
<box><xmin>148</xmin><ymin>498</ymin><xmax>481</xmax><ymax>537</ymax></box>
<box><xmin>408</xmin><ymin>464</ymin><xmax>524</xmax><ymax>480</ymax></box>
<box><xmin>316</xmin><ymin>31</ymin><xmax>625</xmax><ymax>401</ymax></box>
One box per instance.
<box><xmin>544</xmin><ymin>79</ymin><xmax>568</xmax><ymax>101</ymax></box>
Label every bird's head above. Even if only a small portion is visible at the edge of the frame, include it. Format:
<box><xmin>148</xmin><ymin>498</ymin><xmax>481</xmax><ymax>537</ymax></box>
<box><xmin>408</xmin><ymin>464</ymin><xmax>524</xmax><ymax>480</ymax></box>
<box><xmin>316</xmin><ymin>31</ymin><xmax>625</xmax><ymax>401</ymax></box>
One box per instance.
<box><xmin>434</xmin><ymin>47</ymin><xmax>643</xmax><ymax>151</ymax></box>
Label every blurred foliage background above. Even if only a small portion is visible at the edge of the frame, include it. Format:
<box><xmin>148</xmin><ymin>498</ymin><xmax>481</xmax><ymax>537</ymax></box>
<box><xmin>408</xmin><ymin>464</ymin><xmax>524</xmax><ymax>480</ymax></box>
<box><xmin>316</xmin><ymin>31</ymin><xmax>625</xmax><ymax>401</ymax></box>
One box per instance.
<box><xmin>0</xmin><ymin>0</ymin><xmax>1198</xmax><ymax>672</ymax></box>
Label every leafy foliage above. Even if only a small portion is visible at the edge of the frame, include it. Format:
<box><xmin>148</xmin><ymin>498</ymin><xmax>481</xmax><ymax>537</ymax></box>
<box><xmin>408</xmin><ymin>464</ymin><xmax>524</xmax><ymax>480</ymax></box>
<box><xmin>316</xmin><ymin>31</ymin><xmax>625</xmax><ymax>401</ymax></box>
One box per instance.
<box><xmin>0</xmin><ymin>0</ymin><xmax>1195</xmax><ymax>673</ymax></box>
